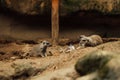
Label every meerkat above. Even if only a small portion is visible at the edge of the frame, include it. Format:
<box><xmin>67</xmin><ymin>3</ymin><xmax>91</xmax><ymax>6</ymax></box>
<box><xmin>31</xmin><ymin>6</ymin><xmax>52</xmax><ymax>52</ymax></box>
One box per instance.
<box><xmin>79</xmin><ymin>35</ymin><xmax>103</xmax><ymax>48</ymax></box>
<box><xmin>30</xmin><ymin>40</ymin><xmax>51</xmax><ymax>57</ymax></box>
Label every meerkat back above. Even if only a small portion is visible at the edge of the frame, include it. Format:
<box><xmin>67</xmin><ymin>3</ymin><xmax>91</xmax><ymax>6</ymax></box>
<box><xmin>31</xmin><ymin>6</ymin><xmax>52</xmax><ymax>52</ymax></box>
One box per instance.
<box><xmin>89</xmin><ymin>35</ymin><xmax>103</xmax><ymax>45</ymax></box>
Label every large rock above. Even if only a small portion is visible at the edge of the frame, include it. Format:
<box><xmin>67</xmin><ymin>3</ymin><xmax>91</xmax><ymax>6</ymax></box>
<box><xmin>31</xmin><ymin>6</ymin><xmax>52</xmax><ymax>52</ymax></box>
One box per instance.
<box><xmin>75</xmin><ymin>50</ymin><xmax>120</xmax><ymax>80</ymax></box>
<box><xmin>1</xmin><ymin>0</ymin><xmax>120</xmax><ymax>15</ymax></box>
<box><xmin>75</xmin><ymin>50</ymin><xmax>114</xmax><ymax>75</ymax></box>
<box><xmin>98</xmin><ymin>56</ymin><xmax>120</xmax><ymax>80</ymax></box>
<box><xmin>0</xmin><ymin>61</ymin><xmax>46</xmax><ymax>80</ymax></box>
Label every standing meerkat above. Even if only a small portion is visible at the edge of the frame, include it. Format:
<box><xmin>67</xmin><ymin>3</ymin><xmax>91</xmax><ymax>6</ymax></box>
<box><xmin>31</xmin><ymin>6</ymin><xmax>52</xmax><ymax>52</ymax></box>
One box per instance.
<box><xmin>79</xmin><ymin>35</ymin><xmax>103</xmax><ymax>47</ymax></box>
<box><xmin>30</xmin><ymin>40</ymin><xmax>51</xmax><ymax>57</ymax></box>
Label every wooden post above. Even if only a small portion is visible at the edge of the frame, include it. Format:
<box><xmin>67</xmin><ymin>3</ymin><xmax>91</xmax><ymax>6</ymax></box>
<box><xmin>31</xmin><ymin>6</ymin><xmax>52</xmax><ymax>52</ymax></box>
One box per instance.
<box><xmin>52</xmin><ymin>0</ymin><xmax>59</xmax><ymax>45</ymax></box>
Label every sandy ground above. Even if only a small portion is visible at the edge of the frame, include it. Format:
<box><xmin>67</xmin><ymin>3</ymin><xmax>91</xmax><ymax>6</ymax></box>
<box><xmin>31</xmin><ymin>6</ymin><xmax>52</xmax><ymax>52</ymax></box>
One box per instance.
<box><xmin>0</xmin><ymin>41</ymin><xmax>120</xmax><ymax>80</ymax></box>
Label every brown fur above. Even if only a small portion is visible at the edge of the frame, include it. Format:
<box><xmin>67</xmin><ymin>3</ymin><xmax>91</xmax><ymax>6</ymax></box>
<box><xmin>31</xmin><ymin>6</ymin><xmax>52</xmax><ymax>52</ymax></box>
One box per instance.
<box><xmin>79</xmin><ymin>35</ymin><xmax>103</xmax><ymax>47</ymax></box>
<box><xmin>87</xmin><ymin>35</ymin><xmax>103</xmax><ymax>46</ymax></box>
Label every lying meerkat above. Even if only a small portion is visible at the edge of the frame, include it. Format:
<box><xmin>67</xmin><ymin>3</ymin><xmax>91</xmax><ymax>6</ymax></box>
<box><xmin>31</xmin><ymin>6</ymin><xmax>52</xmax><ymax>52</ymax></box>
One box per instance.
<box><xmin>79</xmin><ymin>35</ymin><xmax>103</xmax><ymax>48</ymax></box>
<box><xmin>30</xmin><ymin>40</ymin><xmax>51</xmax><ymax>57</ymax></box>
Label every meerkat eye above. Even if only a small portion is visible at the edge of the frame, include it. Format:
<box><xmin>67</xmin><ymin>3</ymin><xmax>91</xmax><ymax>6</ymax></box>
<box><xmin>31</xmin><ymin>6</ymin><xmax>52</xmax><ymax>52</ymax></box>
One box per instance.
<box><xmin>43</xmin><ymin>42</ymin><xmax>45</xmax><ymax>45</ymax></box>
<box><xmin>46</xmin><ymin>42</ymin><xmax>49</xmax><ymax>45</ymax></box>
<box><xmin>82</xmin><ymin>40</ymin><xmax>86</xmax><ymax>42</ymax></box>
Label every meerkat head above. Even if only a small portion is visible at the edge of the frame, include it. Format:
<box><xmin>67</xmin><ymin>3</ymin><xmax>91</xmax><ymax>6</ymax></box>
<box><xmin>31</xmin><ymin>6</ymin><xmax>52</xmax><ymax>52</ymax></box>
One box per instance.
<box><xmin>79</xmin><ymin>35</ymin><xmax>87</xmax><ymax>39</ymax></box>
<box><xmin>79</xmin><ymin>35</ymin><xmax>89</xmax><ymax>46</ymax></box>
<box><xmin>41</xmin><ymin>40</ymin><xmax>51</xmax><ymax>47</ymax></box>
<box><xmin>80</xmin><ymin>37</ymin><xmax>89</xmax><ymax>44</ymax></box>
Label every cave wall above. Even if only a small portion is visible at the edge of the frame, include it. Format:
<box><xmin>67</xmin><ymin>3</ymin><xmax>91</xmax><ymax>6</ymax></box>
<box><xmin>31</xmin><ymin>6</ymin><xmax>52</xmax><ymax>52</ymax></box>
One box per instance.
<box><xmin>0</xmin><ymin>0</ymin><xmax>120</xmax><ymax>40</ymax></box>
<box><xmin>60</xmin><ymin>13</ymin><xmax>120</xmax><ymax>39</ymax></box>
<box><xmin>1</xmin><ymin>0</ymin><xmax>120</xmax><ymax>15</ymax></box>
<box><xmin>0</xmin><ymin>9</ymin><xmax>120</xmax><ymax>40</ymax></box>
<box><xmin>0</xmin><ymin>12</ymin><xmax>51</xmax><ymax>40</ymax></box>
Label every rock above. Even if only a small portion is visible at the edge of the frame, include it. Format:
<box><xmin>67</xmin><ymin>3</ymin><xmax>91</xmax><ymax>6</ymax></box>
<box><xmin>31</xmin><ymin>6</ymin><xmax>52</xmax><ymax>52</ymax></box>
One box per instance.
<box><xmin>30</xmin><ymin>66</ymin><xmax>79</xmax><ymax>80</ymax></box>
<box><xmin>0</xmin><ymin>63</ymin><xmax>14</xmax><ymax>80</ymax></box>
<box><xmin>1</xmin><ymin>0</ymin><xmax>120</xmax><ymax>15</ymax></box>
<box><xmin>11</xmin><ymin>62</ymin><xmax>45</xmax><ymax>80</ymax></box>
<box><xmin>99</xmin><ymin>56</ymin><xmax>120</xmax><ymax>80</ymax></box>
<box><xmin>76</xmin><ymin>72</ymin><xmax>99</xmax><ymax>80</ymax></box>
<box><xmin>75</xmin><ymin>50</ymin><xmax>120</xmax><ymax>80</ymax></box>
<box><xmin>0</xmin><ymin>75</ymin><xmax>11</xmax><ymax>80</ymax></box>
<box><xmin>75</xmin><ymin>50</ymin><xmax>114</xmax><ymax>75</ymax></box>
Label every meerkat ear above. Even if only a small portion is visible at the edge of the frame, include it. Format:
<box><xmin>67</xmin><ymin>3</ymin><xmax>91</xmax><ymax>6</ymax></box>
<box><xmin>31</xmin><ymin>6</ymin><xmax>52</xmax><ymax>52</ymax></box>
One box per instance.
<box><xmin>79</xmin><ymin>35</ymin><xmax>85</xmax><ymax>38</ymax></box>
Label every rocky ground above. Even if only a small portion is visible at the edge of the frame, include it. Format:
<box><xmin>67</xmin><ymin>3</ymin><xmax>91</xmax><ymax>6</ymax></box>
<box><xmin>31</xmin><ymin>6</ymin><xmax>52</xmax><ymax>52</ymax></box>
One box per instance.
<box><xmin>0</xmin><ymin>40</ymin><xmax>120</xmax><ymax>80</ymax></box>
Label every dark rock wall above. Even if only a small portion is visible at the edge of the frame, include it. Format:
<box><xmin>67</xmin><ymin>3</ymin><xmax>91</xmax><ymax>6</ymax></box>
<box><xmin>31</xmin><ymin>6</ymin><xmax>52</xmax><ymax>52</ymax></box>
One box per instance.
<box><xmin>0</xmin><ymin>10</ymin><xmax>120</xmax><ymax>40</ymax></box>
<box><xmin>60</xmin><ymin>13</ymin><xmax>120</xmax><ymax>39</ymax></box>
<box><xmin>0</xmin><ymin>0</ymin><xmax>120</xmax><ymax>40</ymax></box>
<box><xmin>1</xmin><ymin>0</ymin><xmax>120</xmax><ymax>15</ymax></box>
<box><xmin>0</xmin><ymin>10</ymin><xmax>51</xmax><ymax>40</ymax></box>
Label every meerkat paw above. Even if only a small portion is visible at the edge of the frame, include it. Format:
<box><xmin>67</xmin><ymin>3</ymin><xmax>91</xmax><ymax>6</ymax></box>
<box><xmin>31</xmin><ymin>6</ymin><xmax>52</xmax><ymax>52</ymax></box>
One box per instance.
<box><xmin>40</xmin><ymin>54</ymin><xmax>45</xmax><ymax>57</ymax></box>
<box><xmin>44</xmin><ymin>53</ymin><xmax>47</xmax><ymax>57</ymax></box>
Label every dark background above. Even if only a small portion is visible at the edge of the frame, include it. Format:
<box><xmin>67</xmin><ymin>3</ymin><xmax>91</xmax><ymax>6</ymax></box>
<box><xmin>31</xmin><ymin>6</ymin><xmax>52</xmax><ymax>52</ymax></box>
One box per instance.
<box><xmin>0</xmin><ymin>8</ymin><xmax>120</xmax><ymax>40</ymax></box>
